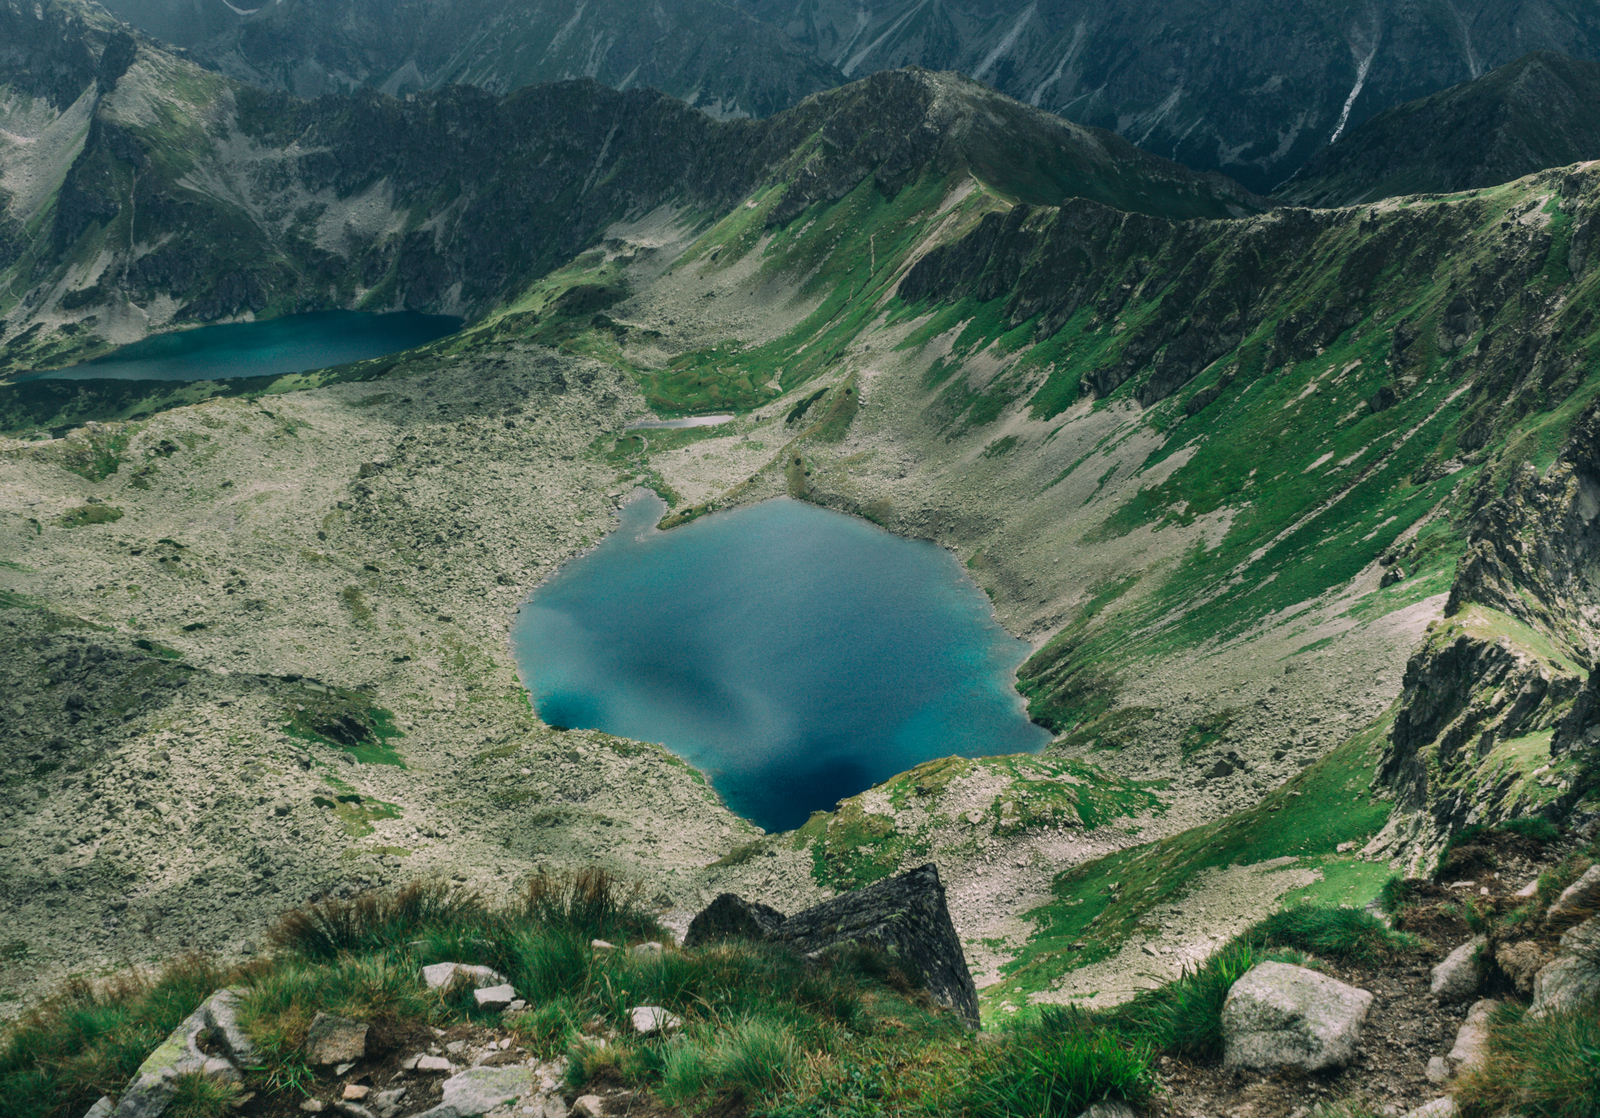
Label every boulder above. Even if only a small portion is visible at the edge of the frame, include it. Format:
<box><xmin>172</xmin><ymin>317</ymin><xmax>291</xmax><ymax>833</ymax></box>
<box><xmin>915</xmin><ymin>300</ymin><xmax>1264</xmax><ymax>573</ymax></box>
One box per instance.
<box><xmin>629</xmin><ymin>1005</ymin><xmax>682</xmax><ymax>1035</ymax></box>
<box><xmin>305</xmin><ymin>1013</ymin><xmax>368</xmax><ymax>1066</ymax></box>
<box><xmin>422</xmin><ymin>963</ymin><xmax>507</xmax><ymax>989</ymax></box>
<box><xmin>1546</xmin><ymin>864</ymin><xmax>1600</xmax><ymax>925</ymax></box>
<box><xmin>683</xmin><ymin>894</ymin><xmax>787</xmax><ymax>948</ymax></box>
<box><xmin>1221</xmin><ymin>961</ymin><xmax>1373</xmax><ymax>1072</ymax></box>
<box><xmin>1531</xmin><ymin>916</ymin><xmax>1600</xmax><ymax>1016</ymax></box>
<box><xmin>1425</xmin><ymin>1055</ymin><xmax>1450</xmax><ymax>1083</ymax></box>
<box><xmin>110</xmin><ymin>990</ymin><xmax>248</xmax><ymax>1118</ymax></box>
<box><xmin>776</xmin><ymin>864</ymin><xmax>980</xmax><ymax>1026</ymax></box>
<box><xmin>440</xmin><ymin>1067</ymin><xmax>533</xmax><ymax>1116</ymax></box>
<box><xmin>1495</xmin><ymin>940</ymin><xmax>1553</xmax><ymax>995</ymax></box>
<box><xmin>1430</xmin><ymin>936</ymin><xmax>1487</xmax><ymax>1003</ymax></box>
<box><xmin>202</xmin><ymin>988</ymin><xmax>257</xmax><ymax>1064</ymax></box>
<box><xmin>1446</xmin><ymin>998</ymin><xmax>1497</xmax><ymax>1074</ymax></box>
<box><xmin>573</xmin><ymin>1096</ymin><xmax>605</xmax><ymax>1118</ymax></box>
<box><xmin>82</xmin><ymin>1099</ymin><xmax>113</xmax><ymax>1118</ymax></box>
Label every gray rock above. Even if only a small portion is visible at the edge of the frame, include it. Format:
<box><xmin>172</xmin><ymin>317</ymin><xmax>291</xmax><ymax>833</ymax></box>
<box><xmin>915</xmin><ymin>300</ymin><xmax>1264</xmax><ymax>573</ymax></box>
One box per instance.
<box><xmin>440</xmin><ymin>1066</ymin><xmax>533</xmax><ymax>1115</ymax></box>
<box><xmin>421</xmin><ymin>962</ymin><xmax>507</xmax><ymax>989</ymax></box>
<box><xmin>334</xmin><ymin>1103</ymin><xmax>378</xmax><ymax>1118</ymax></box>
<box><xmin>779</xmin><ymin>864</ymin><xmax>980</xmax><ymax>1027</ymax></box>
<box><xmin>1547</xmin><ymin>864</ymin><xmax>1600</xmax><ymax>925</ymax></box>
<box><xmin>1446</xmin><ymin>999</ymin><xmax>1497</xmax><ymax>1073</ymax></box>
<box><xmin>111</xmin><ymin>994</ymin><xmax>233</xmax><ymax>1118</ymax></box>
<box><xmin>305</xmin><ymin>1012</ymin><xmax>368</xmax><ymax>1066</ymax></box>
<box><xmin>416</xmin><ymin>1055</ymin><xmax>455</xmax><ymax>1072</ymax></box>
<box><xmin>572</xmin><ymin>1096</ymin><xmax>605</xmax><ymax>1118</ymax></box>
<box><xmin>1532</xmin><ymin>916</ymin><xmax>1600</xmax><ymax>1016</ymax></box>
<box><xmin>1403</xmin><ymin>1100</ymin><xmax>1456</xmax><ymax>1118</ymax></box>
<box><xmin>473</xmin><ymin>984</ymin><xmax>515</xmax><ymax>1010</ymax></box>
<box><xmin>682</xmin><ymin>894</ymin><xmax>787</xmax><ymax>948</ymax></box>
<box><xmin>82</xmin><ymin>1098</ymin><xmax>113</xmax><ymax>1118</ymax></box>
<box><xmin>1430</xmin><ymin>936</ymin><xmax>1487</xmax><ymax>1003</ymax></box>
<box><xmin>1076</xmin><ymin>1104</ymin><xmax>1137</xmax><ymax>1118</ymax></box>
<box><xmin>1221</xmin><ymin>961</ymin><xmax>1373</xmax><ymax>1072</ymax></box>
<box><xmin>371</xmin><ymin>1089</ymin><xmax>408</xmax><ymax>1118</ymax></box>
<box><xmin>629</xmin><ymin>942</ymin><xmax>664</xmax><ymax>957</ymax></box>
<box><xmin>543</xmin><ymin>1097</ymin><xmax>570</xmax><ymax>1118</ymax></box>
<box><xmin>629</xmin><ymin>1005</ymin><xmax>682</xmax><ymax>1035</ymax></box>
<box><xmin>1425</xmin><ymin>1055</ymin><xmax>1451</xmax><ymax>1083</ymax></box>
<box><xmin>202</xmin><ymin>987</ymin><xmax>257</xmax><ymax>1064</ymax></box>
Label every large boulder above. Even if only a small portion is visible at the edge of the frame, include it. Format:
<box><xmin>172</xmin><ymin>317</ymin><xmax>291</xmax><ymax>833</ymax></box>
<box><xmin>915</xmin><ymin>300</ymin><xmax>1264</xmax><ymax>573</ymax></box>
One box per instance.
<box><xmin>1445</xmin><ymin>999</ymin><xmax>1498</xmax><ymax>1075</ymax></box>
<box><xmin>109</xmin><ymin>989</ymin><xmax>248</xmax><ymax>1117</ymax></box>
<box><xmin>684</xmin><ymin>864</ymin><xmax>980</xmax><ymax>1026</ymax></box>
<box><xmin>1531</xmin><ymin>916</ymin><xmax>1600</xmax><ymax>1016</ymax></box>
<box><xmin>1221</xmin><ymin>961</ymin><xmax>1374</xmax><ymax>1072</ymax></box>
<box><xmin>1546</xmin><ymin>864</ymin><xmax>1600</xmax><ymax>926</ymax></box>
<box><xmin>1430</xmin><ymin>936</ymin><xmax>1487</xmax><ymax>1003</ymax></box>
<box><xmin>682</xmin><ymin>894</ymin><xmax>786</xmax><ymax>948</ymax></box>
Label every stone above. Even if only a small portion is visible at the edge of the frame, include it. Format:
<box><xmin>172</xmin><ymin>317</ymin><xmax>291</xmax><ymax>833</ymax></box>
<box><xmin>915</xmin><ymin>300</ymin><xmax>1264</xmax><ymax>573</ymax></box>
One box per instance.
<box><xmin>441</xmin><ymin>1066</ymin><xmax>533</xmax><ymax>1115</ymax></box>
<box><xmin>1532</xmin><ymin>916</ymin><xmax>1600</xmax><ymax>1016</ymax></box>
<box><xmin>1076</xmin><ymin>1104</ymin><xmax>1137</xmax><ymax>1118</ymax></box>
<box><xmin>572</xmin><ymin>1096</ymin><xmax>605</xmax><ymax>1118</ymax></box>
<box><xmin>344</xmin><ymin>1084</ymin><xmax>371</xmax><ymax>1101</ymax></box>
<box><xmin>416</xmin><ymin>1055</ymin><xmax>455</xmax><ymax>1072</ymax></box>
<box><xmin>1430</xmin><ymin>936</ymin><xmax>1486</xmax><ymax>1003</ymax></box>
<box><xmin>629</xmin><ymin>941</ymin><xmax>664</xmax><ymax>957</ymax></box>
<box><xmin>1403</xmin><ymin>1100</ymin><xmax>1457</xmax><ymax>1118</ymax></box>
<box><xmin>773</xmin><ymin>864</ymin><xmax>980</xmax><ymax>1026</ymax></box>
<box><xmin>1514</xmin><ymin>878</ymin><xmax>1540</xmax><ymax>898</ymax></box>
<box><xmin>1446</xmin><ymin>999</ymin><xmax>1496</xmax><ymax>1073</ymax></box>
<box><xmin>305</xmin><ymin>1013</ymin><xmax>369</xmax><ymax>1066</ymax></box>
<box><xmin>1425</xmin><ymin>1055</ymin><xmax>1450</xmax><ymax>1083</ymax></box>
<box><xmin>1547</xmin><ymin>864</ymin><xmax>1600</xmax><ymax>925</ymax></box>
<box><xmin>1221</xmin><ymin>961</ymin><xmax>1374</xmax><ymax>1072</ymax></box>
<box><xmin>682</xmin><ymin>894</ymin><xmax>787</xmax><ymax>948</ymax></box>
<box><xmin>474</xmin><ymin>984</ymin><xmax>516</xmax><ymax>1010</ymax></box>
<box><xmin>1496</xmin><ymin>939</ymin><xmax>1553</xmax><ymax>995</ymax></box>
<box><xmin>110</xmin><ymin>997</ymin><xmax>220</xmax><ymax>1118</ymax></box>
<box><xmin>422</xmin><ymin>962</ymin><xmax>508</xmax><ymax>989</ymax></box>
<box><xmin>629</xmin><ymin>1005</ymin><xmax>682</xmax><ymax>1035</ymax></box>
<box><xmin>334</xmin><ymin>1104</ymin><xmax>377</xmax><ymax>1118</ymax></box>
<box><xmin>590</xmin><ymin>940</ymin><xmax>615</xmax><ymax>950</ymax></box>
<box><xmin>372</xmin><ymin>1088</ymin><xmax>408</xmax><ymax>1118</ymax></box>
<box><xmin>543</xmin><ymin>1097</ymin><xmax>570</xmax><ymax>1118</ymax></box>
<box><xmin>300</xmin><ymin>1104</ymin><xmax>327</xmax><ymax>1114</ymax></box>
<box><xmin>508</xmin><ymin>999</ymin><xmax>528</xmax><ymax>1011</ymax></box>
<box><xmin>82</xmin><ymin>1099</ymin><xmax>113</xmax><ymax>1118</ymax></box>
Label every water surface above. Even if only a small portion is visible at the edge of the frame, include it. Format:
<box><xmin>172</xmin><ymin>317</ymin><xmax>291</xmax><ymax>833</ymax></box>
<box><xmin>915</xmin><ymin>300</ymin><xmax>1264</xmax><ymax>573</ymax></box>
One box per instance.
<box><xmin>20</xmin><ymin>311</ymin><xmax>460</xmax><ymax>382</ymax></box>
<box><xmin>512</xmin><ymin>494</ymin><xmax>1049</xmax><ymax>832</ymax></box>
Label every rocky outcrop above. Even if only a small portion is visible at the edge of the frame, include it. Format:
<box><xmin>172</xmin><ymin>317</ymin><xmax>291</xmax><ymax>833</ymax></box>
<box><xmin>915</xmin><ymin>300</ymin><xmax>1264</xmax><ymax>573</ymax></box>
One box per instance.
<box><xmin>1431</xmin><ymin>936</ymin><xmax>1488</xmax><ymax>1004</ymax></box>
<box><xmin>682</xmin><ymin>863</ymin><xmax>980</xmax><ymax>1026</ymax></box>
<box><xmin>1221</xmin><ymin>962</ymin><xmax>1373</xmax><ymax>1072</ymax></box>
<box><xmin>104</xmin><ymin>988</ymin><xmax>254</xmax><ymax>1117</ymax></box>
<box><xmin>1531</xmin><ymin>916</ymin><xmax>1600</xmax><ymax>1016</ymax></box>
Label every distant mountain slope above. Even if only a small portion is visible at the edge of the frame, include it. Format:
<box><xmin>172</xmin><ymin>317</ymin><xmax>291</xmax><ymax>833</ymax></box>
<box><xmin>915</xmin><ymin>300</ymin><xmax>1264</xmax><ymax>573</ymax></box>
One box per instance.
<box><xmin>1276</xmin><ymin>51</ymin><xmax>1600</xmax><ymax>207</ymax></box>
<box><xmin>0</xmin><ymin>7</ymin><xmax>1261</xmax><ymax>373</ymax></box>
<box><xmin>97</xmin><ymin>0</ymin><xmax>846</xmax><ymax>117</ymax></box>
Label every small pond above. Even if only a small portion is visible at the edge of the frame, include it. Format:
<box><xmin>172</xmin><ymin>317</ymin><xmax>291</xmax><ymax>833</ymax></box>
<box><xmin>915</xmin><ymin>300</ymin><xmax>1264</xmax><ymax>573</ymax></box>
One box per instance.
<box><xmin>511</xmin><ymin>494</ymin><xmax>1050</xmax><ymax>832</ymax></box>
<box><xmin>18</xmin><ymin>310</ymin><xmax>460</xmax><ymax>382</ymax></box>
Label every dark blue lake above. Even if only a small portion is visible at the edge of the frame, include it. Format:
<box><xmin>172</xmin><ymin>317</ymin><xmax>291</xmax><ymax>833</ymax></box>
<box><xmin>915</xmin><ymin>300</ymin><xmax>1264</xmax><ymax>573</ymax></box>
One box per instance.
<box><xmin>20</xmin><ymin>311</ymin><xmax>460</xmax><ymax>381</ymax></box>
<box><xmin>511</xmin><ymin>494</ymin><xmax>1050</xmax><ymax>832</ymax></box>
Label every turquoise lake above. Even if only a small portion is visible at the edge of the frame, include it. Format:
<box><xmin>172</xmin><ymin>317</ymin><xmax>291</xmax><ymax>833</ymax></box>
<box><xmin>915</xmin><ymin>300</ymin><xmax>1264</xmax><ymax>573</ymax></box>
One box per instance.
<box><xmin>511</xmin><ymin>494</ymin><xmax>1051</xmax><ymax>832</ymax></box>
<box><xmin>21</xmin><ymin>310</ymin><xmax>460</xmax><ymax>381</ymax></box>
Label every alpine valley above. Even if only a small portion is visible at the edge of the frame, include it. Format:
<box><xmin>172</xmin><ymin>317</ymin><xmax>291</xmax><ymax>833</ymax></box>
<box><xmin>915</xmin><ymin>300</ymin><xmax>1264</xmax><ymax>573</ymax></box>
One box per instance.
<box><xmin>4</xmin><ymin>2</ymin><xmax>1600</xmax><ymax>1117</ymax></box>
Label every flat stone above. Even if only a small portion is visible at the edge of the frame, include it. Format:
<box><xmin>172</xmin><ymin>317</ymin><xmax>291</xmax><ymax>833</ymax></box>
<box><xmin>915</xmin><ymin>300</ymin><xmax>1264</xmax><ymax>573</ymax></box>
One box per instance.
<box><xmin>590</xmin><ymin>940</ymin><xmax>615</xmax><ymax>951</ymax></box>
<box><xmin>1221</xmin><ymin>961</ymin><xmax>1373</xmax><ymax>1072</ymax></box>
<box><xmin>371</xmin><ymin>1089</ymin><xmax>408</xmax><ymax>1118</ymax></box>
<box><xmin>300</xmin><ymin>1104</ymin><xmax>327</xmax><ymax>1114</ymax></box>
<box><xmin>1403</xmin><ymin>1100</ymin><xmax>1457</xmax><ymax>1118</ymax></box>
<box><xmin>416</xmin><ymin>1055</ymin><xmax>455</xmax><ymax>1072</ymax></box>
<box><xmin>1547</xmin><ymin>864</ymin><xmax>1600</xmax><ymax>924</ymax></box>
<box><xmin>1514</xmin><ymin>878</ymin><xmax>1539</xmax><ymax>898</ymax></box>
<box><xmin>441</xmin><ymin>1066</ymin><xmax>534</xmax><ymax>1116</ymax></box>
<box><xmin>629</xmin><ymin>1005</ymin><xmax>682</xmax><ymax>1035</ymax></box>
<box><xmin>1430</xmin><ymin>936</ymin><xmax>1486</xmax><ymax>1004</ymax></box>
<box><xmin>1532</xmin><ymin>916</ymin><xmax>1600</xmax><ymax>1016</ymax></box>
<box><xmin>344</xmin><ymin>1084</ymin><xmax>371</xmax><ymax>1101</ymax></box>
<box><xmin>305</xmin><ymin>1012</ymin><xmax>368</xmax><ymax>1066</ymax></box>
<box><xmin>474</xmin><ymin>984</ymin><xmax>516</xmax><ymax>1010</ymax></box>
<box><xmin>572</xmin><ymin>1096</ymin><xmax>605</xmax><ymax>1118</ymax></box>
<box><xmin>1446</xmin><ymin>999</ymin><xmax>1496</xmax><ymax>1072</ymax></box>
<box><xmin>1425</xmin><ymin>1055</ymin><xmax>1451</xmax><ymax>1083</ymax></box>
<box><xmin>422</xmin><ymin>962</ymin><xmax>508</xmax><ymax>989</ymax></box>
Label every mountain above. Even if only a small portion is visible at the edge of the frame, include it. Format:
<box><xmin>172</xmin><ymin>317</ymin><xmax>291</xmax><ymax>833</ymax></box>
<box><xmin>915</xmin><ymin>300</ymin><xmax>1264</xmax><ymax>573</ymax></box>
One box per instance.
<box><xmin>0</xmin><ymin>10</ymin><xmax>1261</xmax><ymax>374</ymax></box>
<box><xmin>97</xmin><ymin>0</ymin><xmax>846</xmax><ymax>115</ymax></box>
<box><xmin>1277</xmin><ymin>51</ymin><xmax>1600</xmax><ymax>207</ymax></box>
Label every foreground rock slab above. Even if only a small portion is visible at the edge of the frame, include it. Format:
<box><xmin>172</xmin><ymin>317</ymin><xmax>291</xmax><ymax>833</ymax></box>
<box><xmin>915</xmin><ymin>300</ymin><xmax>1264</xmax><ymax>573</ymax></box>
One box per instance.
<box><xmin>1221</xmin><ymin>961</ymin><xmax>1373</xmax><ymax>1072</ymax></box>
<box><xmin>683</xmin><ymin>864</ymin><xmax>979</xmax><ymax>1026</ymax></box>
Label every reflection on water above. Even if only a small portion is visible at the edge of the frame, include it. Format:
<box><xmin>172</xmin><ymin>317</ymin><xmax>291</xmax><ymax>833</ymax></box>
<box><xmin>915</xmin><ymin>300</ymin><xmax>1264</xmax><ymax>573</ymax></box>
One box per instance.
<box><xmin>511</xmin><ymin>493</ymin><xmax>1050</xmax><ymax>832</ymax></box>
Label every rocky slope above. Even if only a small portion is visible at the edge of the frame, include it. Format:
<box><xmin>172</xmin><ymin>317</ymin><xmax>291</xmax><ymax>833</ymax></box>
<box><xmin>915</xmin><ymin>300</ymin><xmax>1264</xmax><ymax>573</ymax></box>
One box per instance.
<box><xmin>1280</xmin><ymin>50</ymin><xmax>1600</xmax><ymax>207</ymax></box>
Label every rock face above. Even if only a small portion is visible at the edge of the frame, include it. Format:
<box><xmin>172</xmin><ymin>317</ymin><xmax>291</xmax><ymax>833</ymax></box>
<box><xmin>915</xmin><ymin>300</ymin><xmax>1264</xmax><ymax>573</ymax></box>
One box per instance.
<box><xmin>1221</xmin><ymin>962</ymin><xmax>1374</xmax><ymax>1072</ymax></box>
<box><xmin>1532</xmin><ymin>916</ymin><xmax>1600</xmax><ymax>1015</ymax></box>
<box><xmin>683</xmin><ymin>864</ymin><xmax>980</xmax><ymax>1026</ymax></box>
<box><xmin>1430</xmin><ymin>936</ymin><xmax>1487</xmax><ymax>1003</ymax></box>
<box><xmin>682</xmin><ymin>894</ymin><xmax>787</xmax><ymax>948</ymax></box>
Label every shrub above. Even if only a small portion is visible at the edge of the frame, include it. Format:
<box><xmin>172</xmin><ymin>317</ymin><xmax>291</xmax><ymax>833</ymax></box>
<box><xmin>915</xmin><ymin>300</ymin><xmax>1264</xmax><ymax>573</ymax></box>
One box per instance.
<box><xmin>166</xmin><ymin>1072</ymin><xmax>246</xmax><ymax>1118</ymax></box>
<box><xmin>1455</xmin><ymin>999</ymin><xmax>1600</xmax><ymax>1118</ymax></box>
<box><xmin>965</xmin><ymin>1032</ymin><xmax>1155</xmax><ymax>1117</ymax></box>
<box><xmin>268</xmin><ymin>879</ymin><xmax>489</xmax><ymax>959</ymax></box>
<box><xmin>1244</xmin><ymin>903</ymin><xmax>1419</xmax><ymax>962</ymax></box>
<box><xmin>711</xmin><ymin>1016</ymin><xmax>799</xmax><ymax>1098</ymax></box>
<box><xmin>517</xmin><ymin>867</ymin><xmax>664</xmax><ymax>943</ymax></box>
